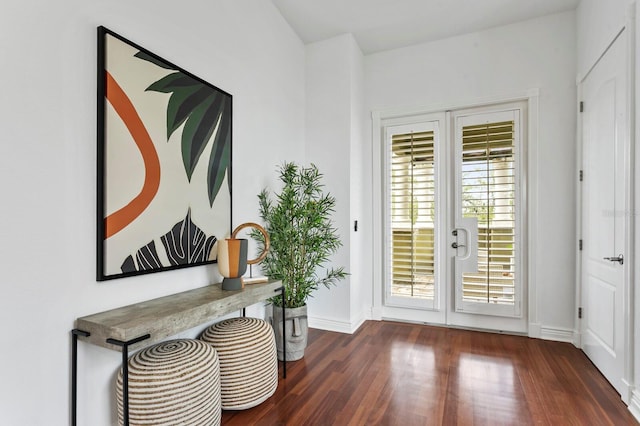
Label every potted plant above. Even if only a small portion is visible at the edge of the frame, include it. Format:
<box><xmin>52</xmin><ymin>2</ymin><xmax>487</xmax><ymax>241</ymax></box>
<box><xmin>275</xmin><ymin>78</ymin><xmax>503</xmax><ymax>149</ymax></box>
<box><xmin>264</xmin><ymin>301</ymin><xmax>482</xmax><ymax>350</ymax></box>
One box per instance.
<box><xmin>252</xmin><ymin>162</ymin><xmax>347</xmax><ymax>361</ymax></box>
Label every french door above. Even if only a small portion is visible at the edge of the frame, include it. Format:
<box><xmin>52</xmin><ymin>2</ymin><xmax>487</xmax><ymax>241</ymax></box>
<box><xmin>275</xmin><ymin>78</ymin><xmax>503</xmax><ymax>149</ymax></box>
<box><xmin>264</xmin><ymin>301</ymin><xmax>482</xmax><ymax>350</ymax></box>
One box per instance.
<box><xmin>382</xmin><ymin>102</ymin><xmax>526</xmax><ymax>332</ymax></box>
<box><xmin>383</xmin><ymin>114</ymin><xmax>447</xmax><ymax>324</ymax></box>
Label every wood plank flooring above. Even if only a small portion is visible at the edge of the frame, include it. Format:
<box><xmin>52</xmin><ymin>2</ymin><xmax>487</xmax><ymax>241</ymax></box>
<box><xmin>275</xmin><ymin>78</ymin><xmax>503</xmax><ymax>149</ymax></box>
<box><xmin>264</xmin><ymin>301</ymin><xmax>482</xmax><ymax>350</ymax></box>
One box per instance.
<box><xmin>222</xmin><ymin>320</ymin><xmax>638</xmax><ymax>425</ymax></box>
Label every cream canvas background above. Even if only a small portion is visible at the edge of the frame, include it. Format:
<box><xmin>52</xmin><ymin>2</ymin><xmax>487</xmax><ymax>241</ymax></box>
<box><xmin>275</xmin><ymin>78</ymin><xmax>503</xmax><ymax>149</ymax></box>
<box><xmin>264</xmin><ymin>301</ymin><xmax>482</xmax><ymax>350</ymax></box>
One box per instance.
<box><xmin>103</xmin><ymin>32</ymin><xmax>231</xmax><ymax>276</ymax></box>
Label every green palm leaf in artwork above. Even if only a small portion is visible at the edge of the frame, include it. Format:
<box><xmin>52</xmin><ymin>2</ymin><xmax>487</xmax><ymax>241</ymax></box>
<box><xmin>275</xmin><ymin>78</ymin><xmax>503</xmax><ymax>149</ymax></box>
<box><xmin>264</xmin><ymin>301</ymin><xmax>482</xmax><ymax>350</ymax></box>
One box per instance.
<box><xmin>135</xmin><ymin>52</ymin><xmax>231</xmax><ymax>206</ymax></box>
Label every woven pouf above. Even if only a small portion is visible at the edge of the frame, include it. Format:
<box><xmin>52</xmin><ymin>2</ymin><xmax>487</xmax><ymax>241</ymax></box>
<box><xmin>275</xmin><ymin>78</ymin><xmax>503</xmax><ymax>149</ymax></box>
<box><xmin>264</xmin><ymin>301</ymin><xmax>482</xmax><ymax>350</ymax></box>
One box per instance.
<box><xmin>115</xmin><ymin>339</ymin><xmax>221</xmax><ymax>426</ymax></box>
<box><xmin>200</xmin><ymin>317</ymin><xmax>278</xmax><ymax>410</ymax></box>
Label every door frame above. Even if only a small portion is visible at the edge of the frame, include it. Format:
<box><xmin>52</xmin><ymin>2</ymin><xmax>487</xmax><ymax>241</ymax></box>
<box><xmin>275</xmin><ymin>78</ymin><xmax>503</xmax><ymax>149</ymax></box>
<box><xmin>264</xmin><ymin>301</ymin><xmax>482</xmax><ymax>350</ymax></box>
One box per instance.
<box><xmin>577</xmin><ymin>24</ymin><xmax>635</xmax><ymax>404</ymax></box>
<box><xmin>371</xmin><ymin>90</ymin><xmax>539</xmax><ymax>334</ymax></box>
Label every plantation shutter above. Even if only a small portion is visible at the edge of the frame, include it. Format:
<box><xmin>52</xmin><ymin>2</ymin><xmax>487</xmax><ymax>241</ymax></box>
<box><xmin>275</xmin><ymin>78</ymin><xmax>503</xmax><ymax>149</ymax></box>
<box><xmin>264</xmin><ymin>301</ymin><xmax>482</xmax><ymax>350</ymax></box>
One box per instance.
<box><xmin>389</xmin><ymin>131</ymin><xmax>435</xmax><ymax>300</ymax></box>
<box><xmin>460</xmin><ymin>120</ymin><xmax>516</xmax><ymax>305</ymax></box>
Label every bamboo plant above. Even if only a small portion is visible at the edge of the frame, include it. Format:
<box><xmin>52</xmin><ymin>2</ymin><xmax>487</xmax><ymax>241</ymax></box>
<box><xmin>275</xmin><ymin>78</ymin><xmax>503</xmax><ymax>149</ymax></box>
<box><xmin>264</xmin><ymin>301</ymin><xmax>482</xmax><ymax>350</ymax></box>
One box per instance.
<box><xmin>252</xmin><ymin>162</ymin><xmax>347</xmax><ymax>308</ymax></box>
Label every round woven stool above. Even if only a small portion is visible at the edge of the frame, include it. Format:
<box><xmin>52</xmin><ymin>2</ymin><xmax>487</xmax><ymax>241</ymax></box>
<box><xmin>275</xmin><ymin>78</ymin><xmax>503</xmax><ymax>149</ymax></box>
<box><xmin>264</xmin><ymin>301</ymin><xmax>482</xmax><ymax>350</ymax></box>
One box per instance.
<box><xmin>115</xmin><ymin>339</ymin><xmax>221</xmax><ymax>426</ymax></box>
<box><xmin>200</xmin><ymin>317</ymin><xmax>278</xmax><ymax>410</ymax></box>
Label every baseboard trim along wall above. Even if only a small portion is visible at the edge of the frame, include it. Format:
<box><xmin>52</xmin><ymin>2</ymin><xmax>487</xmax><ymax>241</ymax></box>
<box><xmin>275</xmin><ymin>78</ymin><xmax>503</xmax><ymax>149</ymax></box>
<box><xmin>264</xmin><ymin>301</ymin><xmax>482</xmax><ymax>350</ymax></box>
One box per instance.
<box><xmin>629</xmin><ymin>389</ymin><xmax>640</xmax><ymax>423</ymax></box>
<box><xmin>539</xmin><ymin>326</ymin><xmax>575</xmax><ymax>343</ymax></box>
<box><xmin>312</xmin><ymin>314</ymin><xmax>578</xmax><ymax>346</ymax></box>
<box><xmin>528</xmin><ymin>322</ymin><xmax>542</xmax><ymax>339</ymax></box>
<box><xmin>308</xmin><ymin>314</ymin><xmax>366</xmax><ymax>334</ymax></box>
<box><xmin>572</xmin><ymin>330</ymin><xmax>581</xmax><ymax>348</ymax></box>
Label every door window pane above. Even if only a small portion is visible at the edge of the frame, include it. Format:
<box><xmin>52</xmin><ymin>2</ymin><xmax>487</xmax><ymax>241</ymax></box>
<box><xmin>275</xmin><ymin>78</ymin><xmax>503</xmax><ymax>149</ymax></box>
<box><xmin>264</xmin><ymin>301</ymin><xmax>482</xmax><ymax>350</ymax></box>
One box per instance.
<box><xmin>390</xmin><ymin>130</ymin><xmax>435</xmax><ymax>300</ymax></box>
<box><xmin>461</xmin><ymin>121</ymin><xmax>516</xmax><ymax>305</ymax></box>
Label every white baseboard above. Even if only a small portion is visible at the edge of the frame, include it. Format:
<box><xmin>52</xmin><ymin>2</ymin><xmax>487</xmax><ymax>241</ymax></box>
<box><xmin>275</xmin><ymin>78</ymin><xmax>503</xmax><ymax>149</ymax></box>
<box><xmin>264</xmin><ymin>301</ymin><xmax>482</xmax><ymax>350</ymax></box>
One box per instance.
<box><xmin>312</xmin><ymin>315</ymin><xmax>576</xmax><ymax>345</ymax></box>
<box><xmin>538</xmin><ymin>326</ymin><xmax>575</xmax><ymax>343</ymax></box>
<box><xmin>630</xmin><ymin>389</ymin><xmax>640</xmax><ymax>423</ymax></box>
<box><xmin>371</xmin><ymin>306</ymin><xmax>382</xmax><ymax>321</ymax></box>
<box><xmin>528</xmin><ymin>322</ymin><xmax>541</xmax><ymax>338</ymax></box>
<box><xmin>308</xmin><ymin>312</ymin><xmax>366</xmax><ymax>334</ymax></box>
<box><xmin>572</xmin><ymin>330</ymin><xmax>581</xmax><ymax>348</ymax></box>
<box><xmin>350</xmin><ymin>314</ymin><xmax>367</xmax><ymax>333</ymax></box>
<box><xmin>530</xmin><ymin>322</ymin><xmax>579</xmax><ymax>344</ymax></box>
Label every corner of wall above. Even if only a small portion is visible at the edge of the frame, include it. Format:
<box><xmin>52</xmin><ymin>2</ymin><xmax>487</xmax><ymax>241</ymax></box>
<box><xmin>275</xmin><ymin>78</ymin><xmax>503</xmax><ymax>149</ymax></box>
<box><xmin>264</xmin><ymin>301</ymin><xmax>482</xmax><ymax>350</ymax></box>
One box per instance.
<box><xmin>528</xmin><ymin>322</ymin><xmax>542</xmax><ymax>338</ymax></box>
<box><xmin>572</xmin><ymin>329</ymin><xmax>582</xmax><ymax>348</ymax></box>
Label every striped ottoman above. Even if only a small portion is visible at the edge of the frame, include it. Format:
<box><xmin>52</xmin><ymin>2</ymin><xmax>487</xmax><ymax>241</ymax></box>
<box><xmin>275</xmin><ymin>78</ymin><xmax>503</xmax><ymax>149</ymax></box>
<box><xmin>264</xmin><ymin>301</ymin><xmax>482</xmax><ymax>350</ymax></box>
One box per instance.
<box><xmin>115</xmin><ymin>339</ymin><xmax>221</xmax><ymax>425</ymax></box>
<box><xmin>200</xmin><ymin>317</ymin><xmax>278</xmax><ymax>410</ymax></box>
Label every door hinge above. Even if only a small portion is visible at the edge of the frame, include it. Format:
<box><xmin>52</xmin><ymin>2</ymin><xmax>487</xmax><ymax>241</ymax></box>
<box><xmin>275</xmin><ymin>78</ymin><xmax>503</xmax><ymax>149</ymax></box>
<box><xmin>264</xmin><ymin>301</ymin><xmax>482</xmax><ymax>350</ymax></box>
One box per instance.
<box><xmin>579</xmin><ymin>101</ymin><xmax>584</xmax><ymax>112</ymax></box>
<box><xmin>579</xmin><ymin>170</ymin><xmax>583</xmax><ymax>181</ymax></box>
<box><xmin>579</xmin><ymin>239</ymin><xmax>583</xmax><ymax>251</ymax></box>
<box><xmin>578</xmin><ymin>307</ymin><xmax>582</xmax><ymax>319</ymax></box>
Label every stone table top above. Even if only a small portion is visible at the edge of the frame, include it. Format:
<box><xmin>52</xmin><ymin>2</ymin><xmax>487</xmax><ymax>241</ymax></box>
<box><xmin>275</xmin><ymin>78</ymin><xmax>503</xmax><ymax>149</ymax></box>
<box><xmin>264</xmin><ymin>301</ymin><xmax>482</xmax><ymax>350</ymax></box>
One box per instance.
<box><xmin>75</xmin><ymin>280</ymin><xmax>282</xmax><ymax>351</ymax></box>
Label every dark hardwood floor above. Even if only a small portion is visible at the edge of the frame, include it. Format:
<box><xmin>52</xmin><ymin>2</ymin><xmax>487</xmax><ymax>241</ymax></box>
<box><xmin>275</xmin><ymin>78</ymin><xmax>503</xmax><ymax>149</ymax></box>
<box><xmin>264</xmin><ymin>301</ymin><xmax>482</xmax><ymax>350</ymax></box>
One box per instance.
<box><xmin>222</xmin><ymin>320</ymin><xmax>638</xmax><ymax>425</ymax></box>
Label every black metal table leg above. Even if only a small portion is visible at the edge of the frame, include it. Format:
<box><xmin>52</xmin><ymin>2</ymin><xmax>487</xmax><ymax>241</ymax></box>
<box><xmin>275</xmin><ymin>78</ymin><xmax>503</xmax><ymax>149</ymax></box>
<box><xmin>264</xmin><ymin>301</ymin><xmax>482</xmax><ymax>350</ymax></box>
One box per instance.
<box><xmin>275</xmin><ymin>286</ymin><xmax>286</xmax><ymax>378</ymax></box>
<box><xmin>71</xmin><ymin>329</ymin><xmax>90</xmax><ymax>426</ymax></box>
<box><xmin>106</xmin><ymin>334</ymin><xmax>151</xmax><ymax>426</ymax></box>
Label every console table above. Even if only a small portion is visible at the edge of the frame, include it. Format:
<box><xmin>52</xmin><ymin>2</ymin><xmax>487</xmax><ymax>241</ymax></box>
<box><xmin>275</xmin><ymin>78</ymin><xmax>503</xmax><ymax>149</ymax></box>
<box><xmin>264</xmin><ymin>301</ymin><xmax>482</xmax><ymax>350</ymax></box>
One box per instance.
<box><xmin>71</xmin><ymin>280</ymin><xmax>285</xmax><ymax>426</ymax></box>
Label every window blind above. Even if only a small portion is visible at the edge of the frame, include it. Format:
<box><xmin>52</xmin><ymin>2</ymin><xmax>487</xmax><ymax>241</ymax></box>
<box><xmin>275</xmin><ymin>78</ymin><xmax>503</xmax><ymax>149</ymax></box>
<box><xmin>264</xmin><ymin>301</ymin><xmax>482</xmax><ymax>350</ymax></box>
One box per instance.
<box><xmin>390</xmin><ymin>131</ymin><xmax>435</xmax><ymax>299</ymax></box>
<box><xmin>460</xmin><ymin>121</ymin><xmax>516</xmax><ymax>305</ymax></box>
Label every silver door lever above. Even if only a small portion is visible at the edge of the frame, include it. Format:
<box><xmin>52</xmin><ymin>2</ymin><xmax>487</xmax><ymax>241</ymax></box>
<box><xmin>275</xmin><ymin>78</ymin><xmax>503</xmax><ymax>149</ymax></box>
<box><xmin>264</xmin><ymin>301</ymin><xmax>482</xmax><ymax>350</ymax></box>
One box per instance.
<box><xmin>603</xmin><ymin>254</ymin><xmax>623</xmax><ymax>265</ymax></box>
<box><xmin>452</xmin><ymin>242</ymin><xmax>465</xmax><ymax>249</ymax></box>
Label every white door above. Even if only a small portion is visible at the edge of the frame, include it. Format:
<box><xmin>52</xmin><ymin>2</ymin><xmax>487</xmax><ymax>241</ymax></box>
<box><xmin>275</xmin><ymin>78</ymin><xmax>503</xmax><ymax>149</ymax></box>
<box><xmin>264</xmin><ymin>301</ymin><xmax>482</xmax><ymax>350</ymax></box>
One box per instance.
<box><xmin>382</xmin><ymin>115</ymin><xmax>447</xmax><ymax>325</ymax></box>
<box><xmin>581</xmin><ymin>30</ymin><xmax>630</xmax><ymax>397</ymax></box>
<box><xmin>448</xmin><ymin>104</ymin><xmax>527</xmax><ymax>332</ymax></box>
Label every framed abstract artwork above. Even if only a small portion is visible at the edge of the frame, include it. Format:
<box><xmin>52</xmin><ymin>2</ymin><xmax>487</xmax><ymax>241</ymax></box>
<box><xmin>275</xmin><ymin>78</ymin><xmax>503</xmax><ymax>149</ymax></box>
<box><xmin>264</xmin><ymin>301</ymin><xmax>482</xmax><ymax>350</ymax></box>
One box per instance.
<box><xmin>97</xmin><ymin>26</ymin><xmax>232</xmax><ymax>281</ymax></box>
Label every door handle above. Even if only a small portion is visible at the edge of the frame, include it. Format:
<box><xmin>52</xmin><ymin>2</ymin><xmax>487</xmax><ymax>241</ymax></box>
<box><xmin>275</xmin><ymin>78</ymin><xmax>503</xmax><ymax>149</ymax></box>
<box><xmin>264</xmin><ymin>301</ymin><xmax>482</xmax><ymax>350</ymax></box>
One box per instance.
<box><xmin>453</xmin><ymin>218</ymin><xmax>478</xmax><ymax>273</ymax></box>
<box><xmin>603</xmin><ymin>254</ymin><xmax>624</xmax><ymax>265</ymax></box>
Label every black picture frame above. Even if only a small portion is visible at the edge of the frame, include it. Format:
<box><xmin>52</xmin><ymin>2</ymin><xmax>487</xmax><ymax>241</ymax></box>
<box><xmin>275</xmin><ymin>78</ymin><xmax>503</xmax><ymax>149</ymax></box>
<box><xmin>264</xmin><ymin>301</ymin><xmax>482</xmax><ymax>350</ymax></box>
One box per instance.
<box><xmin>97</xmin><ymin>26</ymin><xmax>232</xmax><ymax>281</ymax></box>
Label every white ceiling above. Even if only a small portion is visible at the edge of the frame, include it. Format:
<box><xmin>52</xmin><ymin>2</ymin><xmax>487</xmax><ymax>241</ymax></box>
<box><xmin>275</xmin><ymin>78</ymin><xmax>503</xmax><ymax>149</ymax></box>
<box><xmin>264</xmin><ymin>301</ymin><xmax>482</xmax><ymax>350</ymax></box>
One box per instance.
<box><xmin>271</xmin><ymin>0</ymin><xmax>580</xmax><ymax>54</ymax></box>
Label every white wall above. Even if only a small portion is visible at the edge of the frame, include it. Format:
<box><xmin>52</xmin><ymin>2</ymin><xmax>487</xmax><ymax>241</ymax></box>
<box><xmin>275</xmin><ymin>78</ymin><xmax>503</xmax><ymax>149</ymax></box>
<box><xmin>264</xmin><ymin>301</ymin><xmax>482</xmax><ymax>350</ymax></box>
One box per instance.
<box><xmin>305</xmin><ymin>34</ymin><xmax>369</xmax><ymax>332</ymax></box>
<box><xmin>0</xmin><ymin>1</ymin><xmax>305</xmax><ymax>424</ymax></box>
<box><xmin>365</xmin><ymin>12</ymin><xmax>577</xmax><ymax>335</ymax></box>
<box><xmin>576</xmin><ymin>0</ymin><xmax>633</xmax><ymax>79</ymax></box>
<box><xmin>348</xmin><ymin>36</ymin><xmax>372</xmax><ymax>331</ymax></box>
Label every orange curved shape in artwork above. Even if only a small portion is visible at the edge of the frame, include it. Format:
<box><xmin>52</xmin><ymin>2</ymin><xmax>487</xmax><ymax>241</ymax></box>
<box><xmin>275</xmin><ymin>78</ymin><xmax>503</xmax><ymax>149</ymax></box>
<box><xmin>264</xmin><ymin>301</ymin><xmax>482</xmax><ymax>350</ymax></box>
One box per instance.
<box><xmin>104</xmin><ymin>71</ymin><xmax>161</xmax><ymax>239</ymax></box>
